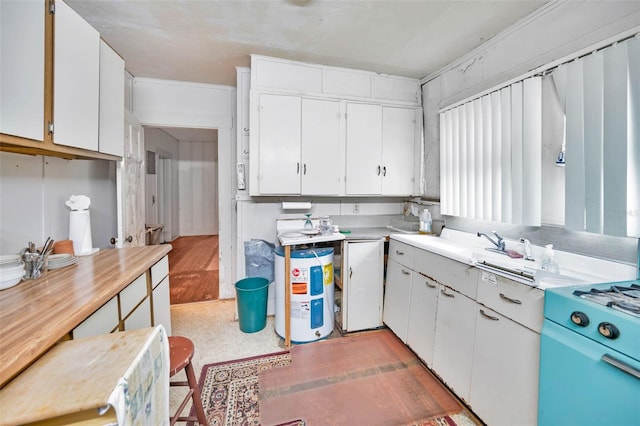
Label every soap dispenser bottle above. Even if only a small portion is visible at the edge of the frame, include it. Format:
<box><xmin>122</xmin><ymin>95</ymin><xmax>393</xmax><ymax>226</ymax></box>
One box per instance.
<box><xmin>419</xmin><ymin>209</ymin><xmax>432</xmax><ymax>234</ymax></box>
<box><xmin>541</xmin><ymin>244</ymin><xmax>559</xmax><ymax>273</ymax></box>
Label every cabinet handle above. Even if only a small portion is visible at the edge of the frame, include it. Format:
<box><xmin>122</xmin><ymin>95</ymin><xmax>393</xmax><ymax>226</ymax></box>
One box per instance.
<box><xmin>440</xmin><ymin>288</ymin><xmax>454</xmax><ymax>298</ymax></box>
<box><xmin>499</xmin><ymin>293</ymin><xmax>522</xmax><ymax>305</ymax></box>
<box><xmin>349</xmin><ymin>267</ymin><xmax>353</xmax><ymax>279</ymax></box>
<box><xmin>401</xmin><ymin>269</ymin><xmax>410</xmax><ymax>275</ymax></box>
<box><xmin>377</xmin><ymin>165</ymin><xmax>381</xmax><ymax>176</ymax></box>
<box><xmin>425</xmin><ymin>281</ymin><xmax>436</xmax><ymax>288</ymax></box>
<box><xmin>480</xmin><ymin>309</ymin><xmax>500</xmax><ymax>321</ymax></box>
<box><xmin>382</xmin><ymin>166</ymin><xmax>386</xmax><ymax>176</ymax></box>
<box><xmin>303</xmin><ymin>164</ymin><xmax>307</xmax><ymax>175</ymax></box>
<box><xmin>296</xmin><ymin>162</ymin><xmax>300</xmax><ymax>174</ymax></box>
<box><xmin>395</xmin><ymin>250</ymin><xmax>404</xmax><ymax>255</ymax></box>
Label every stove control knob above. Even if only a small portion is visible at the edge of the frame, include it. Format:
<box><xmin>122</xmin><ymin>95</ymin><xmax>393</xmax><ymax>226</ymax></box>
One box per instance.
<box><xmin>570</xmin><ymin>311</ymin><xmax>589</xmax><ymax>327</ymax></box>
<box><xmin>598</xmin><ymin>322</ymin><xmax>620</xmax><ymax>339</ymax></box>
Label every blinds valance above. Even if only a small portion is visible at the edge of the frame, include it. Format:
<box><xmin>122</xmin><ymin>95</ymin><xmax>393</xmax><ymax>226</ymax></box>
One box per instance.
<box><xmin>439</xmin><ymin>77</ymin><xmax>542</xmax><ymax>226</ymax></box>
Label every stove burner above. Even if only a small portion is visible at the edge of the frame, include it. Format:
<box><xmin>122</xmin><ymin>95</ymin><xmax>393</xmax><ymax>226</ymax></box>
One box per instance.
<box><xmin>573</xmin><ymin>284</ymin><xmax>640</xmax><ymax>318</ymax></box>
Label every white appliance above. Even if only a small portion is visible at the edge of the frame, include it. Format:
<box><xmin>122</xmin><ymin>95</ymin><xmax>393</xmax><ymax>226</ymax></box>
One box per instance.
<box><xmin>274</xmin><ymin>246</ymin><xmax>334</xmax><ymax>343</ymax></box>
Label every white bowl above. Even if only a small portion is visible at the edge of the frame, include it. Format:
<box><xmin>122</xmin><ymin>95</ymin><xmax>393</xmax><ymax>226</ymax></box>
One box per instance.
<box><xmin>0</xmin><ymin>262</ymin><xmax>25</xmax><ymax>274</ymax></box>
<box><xmin>0</xmin><ymin>268</ymin><xmax>23</xmax><ymax>290</ymax></box>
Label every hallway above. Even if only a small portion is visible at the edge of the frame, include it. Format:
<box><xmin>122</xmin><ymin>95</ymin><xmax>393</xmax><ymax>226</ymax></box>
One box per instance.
<box><xmin>167</xmin><ymin>235</ymin><xmax>219</xmax><ymax>304</ymax></box>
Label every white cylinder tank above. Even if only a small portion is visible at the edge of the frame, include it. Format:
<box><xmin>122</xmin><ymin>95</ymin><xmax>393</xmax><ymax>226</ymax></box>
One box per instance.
<box><xmin>274</xmin><ymin>246</ymin><xmax>334</xmax><ymax>343</ymax></box>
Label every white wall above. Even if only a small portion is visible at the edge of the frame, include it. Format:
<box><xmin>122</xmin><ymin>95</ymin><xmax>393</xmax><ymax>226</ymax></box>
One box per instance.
<box><xmin>0</xmin><ymin>152</ymin><xmax>117</xmax><ymax>254</ymax></box>
<box><xmin>178</xmin><ymin>140</ymin><xmax>218</xmax><ymax>236</ymax></box>
<box><xmin>422</xmin><ymin>1</ymin><xmax>640</xmax><ymax>200</ymax></box>
<box><xmin>133</xmin><ymin>77</ymin><xmax>237</xmax><ymax>296</ymax></box>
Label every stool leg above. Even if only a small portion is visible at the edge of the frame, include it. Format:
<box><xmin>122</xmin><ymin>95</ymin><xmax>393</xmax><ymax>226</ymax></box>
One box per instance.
<box><xmin>185</xmin><ymin>361</ymin><xmax>207</xmax><ymax>425</ymax></box>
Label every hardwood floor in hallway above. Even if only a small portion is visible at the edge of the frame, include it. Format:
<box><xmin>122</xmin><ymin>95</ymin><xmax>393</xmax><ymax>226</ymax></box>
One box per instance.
<box><xmin>167</xmin><ymin>235</ymin><xmax>219</xmax><ymax>304</ymax></box>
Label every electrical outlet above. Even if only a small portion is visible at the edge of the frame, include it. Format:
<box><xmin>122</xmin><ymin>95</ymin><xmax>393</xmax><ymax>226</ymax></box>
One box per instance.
<box><xmin>353</xmin><ymin>203</ymin><xmax>360</xmax><ymax>214</ymax></box>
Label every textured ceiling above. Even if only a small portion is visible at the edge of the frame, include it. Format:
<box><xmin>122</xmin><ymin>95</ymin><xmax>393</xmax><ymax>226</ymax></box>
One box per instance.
<box><xmin>66</xmin><ymin>0</ymin><xmax>548</xmax><ymax>87</ymax></box>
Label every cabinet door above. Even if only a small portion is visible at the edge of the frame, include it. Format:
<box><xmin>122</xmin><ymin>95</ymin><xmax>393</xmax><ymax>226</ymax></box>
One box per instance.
<box><xmin>344</xmin><ymin>240</ymin><xmax>383</xmax><ymax>332</ymax></box>
<box><xmin>152</xmin><ymin>276</ymin><xmax>172</xmax><ymax>335</ymax></box>
<box><xmin>98</xmin><ymin>40</ymin><xmax>124</xmax><ymax>156</ymax></box>
<box><xmin>0</xmin><ymin>0</ymin><xmax>44</xmax><ymax>141</ymax></box>
<box><xmin>257</xmin><ymin>93</ymin><xmax>301</xmax><ymax>194</ymax></box>
<box><xmin>382</xmin><ymin>258</ymin><xmax>412</xmax><ymax>342</ymax></box>
<box><xmin>53</xmin><ymin>0</ymin><xmax>100</xmax><ymax>151</ymax></box>
<box><xmin>73</xmin><ymin>297</ymin><xmax>119</xmax><ymax>339</ymax></box>
<box><xmin>122</xmin><ymin>297</ymin><xmax>152</xmax><ymax>331</ymax></box>
<box><xmin>432</xmin><ymin>285</ymin><xmax>477</xmax><ymax>403</ymax></box>
<box><xmin>470</xmin><ymin>306</ymin><xmax>539</xmax><ymax>426</ymax></box>
<box><xmin>345</xmin><ymin>103</ymin><xmax>382</xmax><ymax>195</ymax></box>
<box><xmin>407</xmin><ymin>272</ymin><xmax>438</xmax><ymax>367</ymax></box>
<box><xmin>301</xmin><ymin>98</ymin><xmax>343</xmax><ymax>195</ymax></box>
<box><xmin>381</xmin><ymin>106</ymin><xmax>416</xmax><ymax>195</ymax></box>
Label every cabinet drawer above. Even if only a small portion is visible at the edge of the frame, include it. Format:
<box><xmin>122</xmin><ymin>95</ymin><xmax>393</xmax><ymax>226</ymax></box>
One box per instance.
<box><xmin>119</xmin><ymin>273</ymin><xmax>148</xmax><ymax>318</ymax></box>
<box><xmin>73</xmin><ymin>297</ymin><xmax>119</xmax><ymax>339</ymax></box>
<box><xmin>414</xmin><ymin>249</ymin><xmax>478</xmax><ymax>299</ymax></box>
<box><xmin>388</xmin><ymin>240</ymin><xmax>414</xmax><ymax>268</ymax></box>
<box><xmin>122</xmin><ymin>297</ymin><xmax>151</xmax><ymax>331</ymax></box>
<box><xmin>476</xmin><ymin>271</ymin><xmax>544</xmax><ymax>333</ymax></box>
<box><xmin>150</xmin><ymin>256</ymin><xmax>169</xmax><ymax>289</ymax></box>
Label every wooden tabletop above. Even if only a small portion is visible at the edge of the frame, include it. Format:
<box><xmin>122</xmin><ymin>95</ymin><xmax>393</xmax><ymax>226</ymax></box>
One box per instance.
<box><xmin>0</xmin><ymin>245</ymin><xmax>171</xmax><ymax>388</ymax></box>
<box><xmin>0</xmin><ymin>327</ymin><xmax>157</xmax><ymax>425</ymax></box>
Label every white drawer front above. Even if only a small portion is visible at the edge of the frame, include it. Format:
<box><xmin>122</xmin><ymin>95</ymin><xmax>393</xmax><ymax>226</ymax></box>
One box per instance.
<box><xmin>151</xmin><ymin>256</ymin><xmax>169</xmax><ymax>289</ymax></box>
<box><xmin>414</xmin><ymin>249</ymin><xmax>478</xmax><ymax>299</ymax></box>
<box><xmin>119</xmin><ymin>273</ymin><xmax>148</xmax><ymax>318</ymax></box>
<box><xmin>73</xmin><ymin>297</ymin><xmax>118</xmax><ymax>339</ymax></box>
<box><xmin>388</xmin><ymin>240</ymin><xmax>414</xmax><ymax>268</ymax></box>
<box><xmin>476</xmin><ymin>272</ymin><xmax>544</xmax><ymax>333</ymax></box>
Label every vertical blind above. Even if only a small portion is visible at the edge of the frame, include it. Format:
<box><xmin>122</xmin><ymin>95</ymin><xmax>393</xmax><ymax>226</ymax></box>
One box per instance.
<box><xmin>440</xmin><ymin>77</ymin><xmax>542</xmax><ymax>226</ymax></box>
<box><xmin>552</xmin><ymin>35</ymin><xmax>639</xmax><ymax>238</ymax></box>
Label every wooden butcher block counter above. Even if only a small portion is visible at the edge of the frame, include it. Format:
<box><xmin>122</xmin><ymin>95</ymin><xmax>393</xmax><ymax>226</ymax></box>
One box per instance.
<box><xmin>0</xmin><ymin>245</ymin><xmax>171</xmax><ymax>388</ymax></box>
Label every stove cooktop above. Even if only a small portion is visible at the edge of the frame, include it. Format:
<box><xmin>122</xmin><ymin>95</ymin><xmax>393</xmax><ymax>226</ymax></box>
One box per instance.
<box><xmin>573</xmin><ymin>283</ymin><xmax>640</xmax><ymax>317</ymax></box>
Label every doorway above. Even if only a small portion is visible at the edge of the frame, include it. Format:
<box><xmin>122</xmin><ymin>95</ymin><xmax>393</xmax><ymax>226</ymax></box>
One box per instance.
<box><xmin>145</xmin><ymin>127</ymin><xmax>220</xmax><ymax>304</ymax></box>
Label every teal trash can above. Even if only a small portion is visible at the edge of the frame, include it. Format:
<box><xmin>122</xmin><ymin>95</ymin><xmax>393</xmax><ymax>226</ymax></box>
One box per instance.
<box><xmin>235</xmin><ymin>277</ymin><xmax>269</xmax><ymax>333</ymax></box>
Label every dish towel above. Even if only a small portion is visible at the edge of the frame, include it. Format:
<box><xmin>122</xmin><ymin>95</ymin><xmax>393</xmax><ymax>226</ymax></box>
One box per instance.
<box><xmin>106</xmin><ymin>325</ymin><xmax>170</xmax><ymax>425</ymax></box>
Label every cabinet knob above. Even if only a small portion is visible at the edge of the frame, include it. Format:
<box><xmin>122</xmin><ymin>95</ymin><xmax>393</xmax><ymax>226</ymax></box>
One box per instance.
<box><xmin>110</xmin><ymin>237</ymin><xmax>117</xmax><ymax>245</ymax></box>
<box><xmin>126</xmin><ymin>235</ymin><xmax>133</xmax><ymax>243</ymax></box>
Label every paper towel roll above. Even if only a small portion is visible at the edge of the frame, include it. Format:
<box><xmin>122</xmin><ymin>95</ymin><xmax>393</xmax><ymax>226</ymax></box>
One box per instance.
<box><xmin>69</xmin><ymin>210</ymin><xmax>97</xmax><ymax>256</ymax></box>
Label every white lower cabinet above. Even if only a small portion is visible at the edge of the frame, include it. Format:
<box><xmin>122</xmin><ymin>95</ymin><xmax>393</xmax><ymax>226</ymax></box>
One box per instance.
<box><xmin>386</xmin><ymin>237</ymin><xmax>542</xmax><ymax>425</ymax></box>
<box><xmin>406</xmin><ymin>272</ymin><xmax>438</xmax><ymax>367</ymax></box>
<box><xmin>122</xmin><ymin>297</ymin><xmax>152</xmax><ymax>331</ymax></box>
<box><xmin>469</xmin><ymin>306</ymin><xmax>539</xmax><ymax>426</ymax></box>
<box><xmin>72</xmin><ymin>296</ymin><xmax>119</xmax><ymax>339</ymax></box>
<box><xmin>343</xmin><ymin>240</ymin><xmax>384</xmax><ymax>332</ymax></box>
<box><xmin>382</xmin><ymin>258</ymin><xmax>412</xmax><ymax>342</ymax></box>
<box><xmin>152</xmin><ymin>276</ymin><xmax>172</xmax><ymax>335</ymax></box>
<box><xmin>432</xmin><ymin>285</ymin><xmax>477</xmax><ymax>403</ymax></box>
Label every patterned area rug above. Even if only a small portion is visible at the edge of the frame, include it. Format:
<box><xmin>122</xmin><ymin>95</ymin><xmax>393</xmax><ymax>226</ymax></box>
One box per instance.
<box><xmin>193</xmin><ymin>351</ymin><xmax>293</xmax><ymax>425</ymax></box>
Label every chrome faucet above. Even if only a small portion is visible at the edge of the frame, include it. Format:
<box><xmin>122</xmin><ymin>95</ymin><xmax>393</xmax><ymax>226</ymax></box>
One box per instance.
<box><xmin>477</xmin><ymin>231</ymin><xmax>506</xmax><ymax>252</ymax></box>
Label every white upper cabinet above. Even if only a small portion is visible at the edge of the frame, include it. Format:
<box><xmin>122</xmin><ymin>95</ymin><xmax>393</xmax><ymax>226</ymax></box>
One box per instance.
<box><xmin>253</xmin><ymin>93</ymin><xmax>301</xmax><ymax>195</ymax></box>
<box><xmin>301</xmin><ymin>98</ymin><xmax>343</xmax><ymax>195</ymax></box>
<box><xmin>251</xmin><ymin>94</ymin><xmax>343</xmax><ymax>195</ymax></box>
<box><xmin>98</xmin><ymin>40</ymin><xmax>124</xmax><ymax>157</ymax></box>
<box><xmin>381</xmin><ymin>106</ymin><xmax>417</xmax><ymax>195</ymax></box>
<box><xmin>53</xmin><ymin>0</ymin><xmax>100</xmax><ymax>151</ymax></box>
<box><xmin>0</xmin><ymin>0</ymin><xmax>45</xmax><ymax>141</ymax></box>
<box><xmin>345</xmin><ymin>103</ymin><xmax>383</xmax><ymax>195</ymax></box>
<box><xmin>249</xmin><ymin>55</ymin><xmax>421</xmax><ymax>197</ymax></box>
<box><xmin>346</xmin><ymin>104</ymin><xmax>418</xmax><ymax>196</ymax></box>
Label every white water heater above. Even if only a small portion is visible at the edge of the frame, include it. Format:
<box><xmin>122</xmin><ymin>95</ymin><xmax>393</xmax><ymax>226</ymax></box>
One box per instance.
<box><xmin>274</xmin><ymin>246</ymin><xmax>334</xmax><ymax>343</ymax></box>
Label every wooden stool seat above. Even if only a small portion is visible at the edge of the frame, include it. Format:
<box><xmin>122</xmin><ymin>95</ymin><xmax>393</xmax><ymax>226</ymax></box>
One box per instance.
<box><xmin>168</xmin><ymin>336</ymin><xmax>207</xmax><ymax>425</ymax></box>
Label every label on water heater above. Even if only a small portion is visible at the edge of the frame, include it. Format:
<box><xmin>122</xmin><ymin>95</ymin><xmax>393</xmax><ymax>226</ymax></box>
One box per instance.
<box><xmin>291</xmin><ymin>267</ymin><xmax>308</xmax><ymax>282</ymax></box>
<box><xmin>291</xmin><ymin>301</ymin><xmax>310</xmax><ymax>319</ymax></box>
